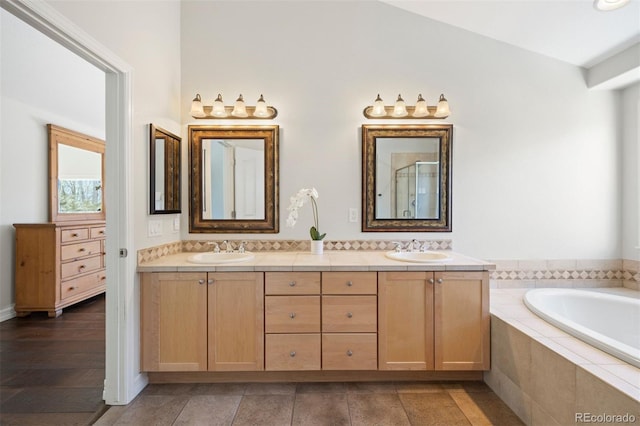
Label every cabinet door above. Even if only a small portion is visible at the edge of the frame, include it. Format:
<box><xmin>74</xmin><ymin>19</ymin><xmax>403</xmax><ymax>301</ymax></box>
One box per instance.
<box><xmin>208</xmin><ymin>272</ymin><xmax>264</xmax><ymax>371</ymax></box>
<box><xmin>140</xmin><ymin>272</ymin><xmax>207</xmax><ymax>372</ymax></box>
<box><xmin>378</xmin><ymin>271</ymin><xmax>434</xmax><ymax>370</ymax></box>
<box><xmin>434</xmin><ymin>271</ymin><xmax>490</xmax><ymax>371</ymax></box>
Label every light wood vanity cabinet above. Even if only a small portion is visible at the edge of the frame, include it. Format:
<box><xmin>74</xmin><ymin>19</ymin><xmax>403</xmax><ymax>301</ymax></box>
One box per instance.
<box><xmin>14</xmin><ymin>222</ymin><xmax>106</xmax><ymax>317</ymax></box>
<box><xmin>141</xmin><ymin>271</ymin><xmax>264</xmax><ymax>372</ymax></box>
<box><xmin>378</xmin><ymin>271</ymin><xmax>490</xmax><ymax>371</ymax></box>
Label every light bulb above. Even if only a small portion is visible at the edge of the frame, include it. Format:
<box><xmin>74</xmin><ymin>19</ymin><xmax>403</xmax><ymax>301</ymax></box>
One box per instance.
<box><xmin>434</xmin><ymin>94</ymin><xmax>450</xmax><ymax>118</ymax></box>
<box><xmin>391</xmin><ymin>94</ymin><xmax>408</xmax><ymax>117</ymax></box>
<box><xmin>212</xmin><ymin>94</ymin><xmax>227</xmax><ymax>117</ymax></box>
<box><xmin>369</xmin><ymin>94</ymin><xmax>386</xmax><ymax>117</ymax></box>
<box><xmin>254</xmin><ymin>94</ymin><xmax>269</xmax><ymax>117</ymax></box>
<box><xmin>413</xmin><ymin>94</ymin><xmax>429</xmax><ymax>117</ymax></box>
<box><xmin>231</xmin><ymin>94</ymin><xmax>248</xmax><ymax>117</ymax></box>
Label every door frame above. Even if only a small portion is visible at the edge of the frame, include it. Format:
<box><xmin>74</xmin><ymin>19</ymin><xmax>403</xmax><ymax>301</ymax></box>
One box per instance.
<box><xmin>2</xmin><ymin>0</ymin><xmax>142</xmax><ymax>404</ymax></box>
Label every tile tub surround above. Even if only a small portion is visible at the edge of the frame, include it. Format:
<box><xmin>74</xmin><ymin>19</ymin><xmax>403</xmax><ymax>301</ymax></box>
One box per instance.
<box><xmin>486</xmin><ymin>288</ymin><xmax>640</xmax><ymax>426</ymax></box>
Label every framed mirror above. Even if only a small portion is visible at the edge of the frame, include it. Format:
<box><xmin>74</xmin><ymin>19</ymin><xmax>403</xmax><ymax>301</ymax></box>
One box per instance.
<box><xmin>362</xmin><ymin>124</ymin><xmax>452</xmax><ymax>232</ymax></box>
<box><xmin>48</xmin><ymin>124</ymin><xmax>105</xmax><ymax>222</ymax></box>
<box><xmin>189</xmin><ymin>125</ymin><xmax>279</xmax><ymax>233</ymax></box>
<box><xmin>150</xmin><ymin>124</ymin><xmax>181</xmax><ymax>214</ymax></box>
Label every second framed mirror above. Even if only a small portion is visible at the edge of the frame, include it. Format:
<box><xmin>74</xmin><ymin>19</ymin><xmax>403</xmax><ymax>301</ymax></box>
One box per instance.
<box><xmin>189</xmin><ymin>125</ymin><xmax>279</xmax><ymax>233</ymax></box>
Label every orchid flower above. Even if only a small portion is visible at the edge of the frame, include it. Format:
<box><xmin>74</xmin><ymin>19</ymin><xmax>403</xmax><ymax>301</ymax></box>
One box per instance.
<box><xmin>286</xmin><ymin>187</ymin><xmax>326</xmax><ymax>240</ymax></box>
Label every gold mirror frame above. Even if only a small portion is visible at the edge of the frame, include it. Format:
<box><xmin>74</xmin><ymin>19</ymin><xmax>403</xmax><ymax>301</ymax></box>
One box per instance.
<box><xmin>189</xmin><ymin>125</ymin><xmax>279</xmax><ymax>233</ymax></box>
<box><xmin>362</xmin><ymin>124</ymin><xmax>452</xmax><ymax>232</ymax></box>
<box><xmin>150</xmin><ymin>124</ymin><xmax>181</xmax><ymax>214</ymax></box>
<box><xmin>48</xmin><ymin>124</ymin><xmax>106</xmax><ymax>223</ymax></box>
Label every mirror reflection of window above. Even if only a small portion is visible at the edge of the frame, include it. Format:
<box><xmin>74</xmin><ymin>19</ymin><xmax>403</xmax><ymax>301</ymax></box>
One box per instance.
<box><xmin>57</xmin><ymin>143</ymin><xmax>103</xmax><ymax>213</ymax></box>
<box><xmin>375</xmin><ymin>137</ymin><xmax>440</xmax><ymax>220</ymax></box>
<box><xmin>154</xmin><ymin>138</ymin><xmax>165</xmax><ymax>211</ymax></box>
<box><xmin>201</xmin><ymin>139</ymin><xmax>265</xmax><ymax>220</ymax></box>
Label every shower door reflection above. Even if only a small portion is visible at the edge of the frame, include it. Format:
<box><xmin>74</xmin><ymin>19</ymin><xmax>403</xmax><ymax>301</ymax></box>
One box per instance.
<box><xmin>395</xmin><ymin>161</ymin><xmax>439</xmax><ymax>219</ymax></box>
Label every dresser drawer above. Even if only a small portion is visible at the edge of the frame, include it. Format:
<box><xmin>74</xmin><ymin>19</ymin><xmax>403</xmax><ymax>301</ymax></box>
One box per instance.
<box><xmin>61</xmin><ymin>255</ymin><xmax>102</xmax><ymax>279</ymax></box>
<box><xmin>322</xmin><ymin>272</ymin><xmax>377</xmax><ymax>295</ymax></box>
<box><xmin>90</xmin><ymin>226</ymin><xmax>106</xmax><ymax>239</ymax></box>
<box><xmin>61</xmin><ymin>270</ymin><xmax>106</xmax><ymax>300</ymax></box>
<box><xmin>322</xmin><ymin>296</ymin><xmax>377</xmax><ymax>332</ymax></box>
<box><xmin>61</xmin><ymin>240</ymin><xmax>102</xmax><ymax>261</ymax></box>
<box><xmin>265</xmin><ymin>272</ymin><xmax>320</xmax><ymax>295</ymax></box>
<box><xmin>265</xmin><ymin>334</ymin><xmax>320</xmax><ymax>371</ymax></box>
<box><xmin>265</xmin><ymin>296</ymin><xmax>320</xmax><ymax>333</ymax></box>
<box><xmin>61</xmin><ymin>228</ymin><xmax>89</xmax><ymax>243</ymax></box>
<box><xmin>322</xmin><ymin>333</ymin><xmax>377</xmax><ymax>370</ymax></box>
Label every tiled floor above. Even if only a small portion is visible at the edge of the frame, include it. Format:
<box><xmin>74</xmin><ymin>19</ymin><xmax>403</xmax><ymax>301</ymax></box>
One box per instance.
<box><xmin>0</xmin><ymin>295</ymin><xmax>107</xmax><ymax>425</ymax></box>
<box><xmin>95</xmin><ymin>381</ymin><xmax>524</xmax><ymax>425</ymax></box>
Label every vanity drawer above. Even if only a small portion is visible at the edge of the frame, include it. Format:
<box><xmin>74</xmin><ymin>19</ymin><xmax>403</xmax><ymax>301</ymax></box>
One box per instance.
<box><xmin>61</xmin><ymin>228</ymin><xmax>89</xmax><ymax>243</ymax></box>
<box><xmin>61</xmin><ymin>270</ymin><xmax>106</xmax><ymax>300</ymax></box>
<box><xmin>61</xmin><ymin>240</ymin><xmax>102</xmax><ymax>261</ymax></box>
<box><xmin>61</xmin><ymin>255</ymin><xmax>102</xmax><ymax>279</ymax></box>
<box><xmin>265</xmin><ymin>272</ymin><xmax>320</xmax><ymax>295</ymax></box>
<box><xmin>265</xmin><ymin>296</ymin><xmax>320</xmax><ymax>333</ymax></box>
<box><xmin>265</xmin><ymin>334</ymin><xmax>321</xmax><ymax>371</ymax></box>
<box><xmin>322</xmin><ymin>333</ymin><xmax>377</xmax><ymax>370</ymax></box>
<box><xmin>90</xmin><ymin>226</ymin><xmax>106</xmax><ymax>239</ymax></box>
<box><xmin>322</xmin><ymin>272</ymin><xmax>377</xmax><ymax>295</ymax></box>
<box><xmin>322</xmin><ymin>296</ymin><xmax>377</xmax><ymax>332</ymax></box>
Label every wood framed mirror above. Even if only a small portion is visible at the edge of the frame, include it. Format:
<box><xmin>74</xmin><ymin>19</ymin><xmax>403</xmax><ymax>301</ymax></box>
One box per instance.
<box><xmin>48</xmin><ymin>124</ymin><xmax>105</xmax><ymax>222</ymax></box>
<box><xmin>362</xmin><ymin>124</ymin><xmax>452</xmax><ymax>232</ymax></box>
<box><xmin>189</xmin><ymin>125</ymin><xmax>279</xmax><ymax>233</ymax></box>
<box><xmin>150</xmin><ymin>124</ymin><xmax>181</xmax><ymax>214</ymax></box>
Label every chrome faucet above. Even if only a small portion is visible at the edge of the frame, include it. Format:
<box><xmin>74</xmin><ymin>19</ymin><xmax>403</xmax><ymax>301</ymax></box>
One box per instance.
<box><xmin>222</xmin><ymin>240</ymin><xmax>234</xmax><ymax>253</ymax></box>
<box><xmin>238</xmin><ymin>241</ymin><xmax>247</xmax><ymax>253</ymax></box>
<box><xmin>207</xmin><ymin>242</ymin><xmax>220</xmax><ymax>253</ymax></box>
<box><xmin>392</xmin><ymin>242</ymin><xmax>403</xmax><ymax>253</ymax></box>
<box><xmin>411</xmin><ymin>239</ymin><xmax>421</xmax><ymax>252</ymax></box>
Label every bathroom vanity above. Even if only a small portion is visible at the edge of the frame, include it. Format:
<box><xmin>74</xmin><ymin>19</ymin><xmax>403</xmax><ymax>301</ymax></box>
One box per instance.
<box><xmin>138</xmin><ymin>250</ymin><xmax>492</xmax><ymax>382</ymax></box>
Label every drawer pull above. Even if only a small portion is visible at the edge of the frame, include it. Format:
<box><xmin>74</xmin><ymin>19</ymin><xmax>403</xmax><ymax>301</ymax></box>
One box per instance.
<box><xmin>78</xmin><ymin>265</ymin><xmax>86</xmax><ymax>270</ymax></box>
<box><xmin>347</xmin><ymin>281</ymin><xmax>353</xmax><ymax>287</ymax></box>
<box><xmin>69</xmin><ymin>286</ymin><xmax>78</xmax><ymax>290</ymax></box>
<box><xmin>429</xmin><ymin>278</ymin><xmax>435</xmax><ymax>284</ymax></box>
<box><xmin>437</xmin><ymin>278</ymin><xmax>443</xmax><ymax>284</ymax></box>
<box><xmin>346</xmin><ymin>312</ymin><xmax>353</xmax><ymax>318</ymax></box>
<box><xmin>289</xmin><ymin>281</ymin><xmax>296</xmax><ymax>287</ymax></box>
<box><xmin>290</xmin><ymin>351</ymin><xmax>296</xmax><ymax>357</ymax></box>
<box><xmin>78</xmin><ymin>248</ymin><xmax>86</xmax><ymax>252</ymax></box>
<box><xmin>198</xmin><ymin>279</ymin><xmax>205</xmax><ymax>285</ymax></box>
<box><xmin>289</xmin><ymin>312</ymin><xmax>296</xmax><ymax>319</ymax></box>
<box><xmin>346</xmin><ymin>350</ymin><xmax>353</xmax><ymax>357</ymax></box>
<box><xmin>71</xmin><ymin>233</ymin><xmax>79</xmax><ymax>237</ymax></box>
<box><xmin>99</xmin><ymin>230</ymin><xmax>105</xmax><ymax>234</ymax></box>
<box><xmin>208</xmin><ymin>279</ymin><xmax>214</xmax><ymax>285</ymax></box>
<box><xmin>101</xmin><ymin>276</ymin><xmax>106</xmax><ymax>281</ymax></box>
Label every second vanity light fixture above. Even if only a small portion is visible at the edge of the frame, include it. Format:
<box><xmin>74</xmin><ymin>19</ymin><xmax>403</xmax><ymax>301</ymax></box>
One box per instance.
<box><xmin>190</xmin><ymin>93</ymin><xmax>278</xmax><ymax>119</ymax></box>
<box><xmin>363</xmin><ymin>93</ymin><xmax>451</xmax><ymax>119</ymax></box>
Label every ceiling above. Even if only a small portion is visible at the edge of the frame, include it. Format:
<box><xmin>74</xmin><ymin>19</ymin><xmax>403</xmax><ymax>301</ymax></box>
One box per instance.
<box><xmin>381</xmin><ymin>0</ymin><xmax>640</xmax><ymax>68</ymax></box>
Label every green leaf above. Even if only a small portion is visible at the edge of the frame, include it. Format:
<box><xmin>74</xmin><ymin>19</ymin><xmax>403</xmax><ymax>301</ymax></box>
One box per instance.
<box><xmin>310</xmin><ymin>226</ymin><xmax>326</xmax><ymax>241</ymax></box>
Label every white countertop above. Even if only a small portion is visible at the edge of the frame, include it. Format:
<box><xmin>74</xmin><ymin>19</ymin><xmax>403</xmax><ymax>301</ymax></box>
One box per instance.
<box><xmin>137</xmin><ymin>250</ymin><xmax>495</xmax><ymax>273</ymax></box>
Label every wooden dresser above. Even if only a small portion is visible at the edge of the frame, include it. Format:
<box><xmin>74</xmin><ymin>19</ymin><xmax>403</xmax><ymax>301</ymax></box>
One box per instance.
<box><xmin>14</xmin><ymin>221</ymin><xmax>106</xmax><ymax>317</ymax></box>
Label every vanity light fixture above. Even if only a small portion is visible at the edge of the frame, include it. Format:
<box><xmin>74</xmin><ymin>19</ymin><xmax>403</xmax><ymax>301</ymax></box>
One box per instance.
<box><xmin>593</xmin><ymin>0</ymin><xmax>630</xmax><ymax>11</ymax></box>
<box><xmin>363</xmin><ymin>93</ymin><xmax>451</xmax><ymax>119</ymax></box>
<box><xmin>189</xmin><ymin>93</ymin><xmax>278</xmax><ymax>119</ymax></box>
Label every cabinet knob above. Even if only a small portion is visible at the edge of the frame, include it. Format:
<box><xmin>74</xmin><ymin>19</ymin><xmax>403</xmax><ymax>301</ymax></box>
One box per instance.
<box><xmin>78</xmin><ymin>248</ymin><xmax>86</xmax><ymax>252</ymax></box>
<box><xmin>429</xmin><ymin>278</ymin><xmax>435</xmax><ymax>284</ymax></box>
<box><xmin>78</xmin><ymin>265</ymin><xmax>86</xmax><ymax>270</ymax></box>
<box><xmin>100</xmin><ymin>276</ymin><xmax>106</xmax><ymax>281</ymax></box>
<box><xmin>69</xmin><ymin>286</ymin><xmax>78</xmax><ymax>290</ymax></box>
<box><xmin>71</xmin><ymin>233</ymin><xmax>79</xmax><ymax>237</ymax></box>
<box><xmin>289</xmin><ymin>281</ymin><xmax>296</xmax><ymax>287</ymax></box>
<box><xmin>437</xmin><ymin>278</ymin><xmax>443</xmax><ymax>284</ymax></box>
<box><xmin>346</xmin><ymin>312</ymin><xmax>353</xmax><ymax>318</ymax></box>
<box><xmin>290</xmin><ymin>351</ymin><xmax>296</xmax><ymax>357</ymax></box>
<box><xmin>208</xmin><ymin>279</ymin><xmax>214</xmax><ymax>285</ymax></box>
<box><xmin>289</xmin><ymin>312</ymin><xmax>296</xmax><ymax>319</ymax></box>
<box><xmin>198</xmin><ymin>279</ymin><xmax>205</xmax><ymax>285</ymax></box>
<box><xmin>346</xmin><ymin>350</ymin><xmax>353</xmax><ymax>357</ymax></box>
<box><xmin>347</xmin><ymin>281</ymin><xmax>353</xmax><ymax>287</ymax></box>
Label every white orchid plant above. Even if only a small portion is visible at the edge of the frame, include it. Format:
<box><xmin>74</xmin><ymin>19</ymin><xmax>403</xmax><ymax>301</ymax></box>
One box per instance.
<box><xmin>286</xmin><ymin>187</ymin><xmax>326</xmax><ymax>241</ymax></box>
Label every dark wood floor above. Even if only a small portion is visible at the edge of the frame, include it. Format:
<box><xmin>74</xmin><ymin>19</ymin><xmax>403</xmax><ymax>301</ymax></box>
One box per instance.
<box><xmin>0</xmin><ymin>294</ymin><xmax>107</xmax><ymax>425</ymax></box>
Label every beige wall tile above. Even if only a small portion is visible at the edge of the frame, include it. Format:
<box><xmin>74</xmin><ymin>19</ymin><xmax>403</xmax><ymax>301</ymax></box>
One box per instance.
<box><xmin>492</xmin><ymin>317</ymin><xmax>532</xmax><ymax>395</ymax></box>
<box><xmin>576</xmin><ymin>367</ymin><xmax>640</xmax><ymax>424</ymax></box>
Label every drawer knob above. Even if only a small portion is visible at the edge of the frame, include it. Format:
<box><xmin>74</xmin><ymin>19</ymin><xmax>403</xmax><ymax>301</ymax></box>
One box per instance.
<box><xmin>346</xmin><ymin>350</ymin><xmax>353</xmax><ymax>357</ymax></box>
<box><xmin>290</xmin><ymin>351</ymin><xmax>296</xmax><ymax>357</ymax></box>
<box><xmin>437</xmin><ymin>278</ymin><xmax>443</xmax><ymax>284</ymax></box>
<box><xmin>198</xmin><ymin>279</ymin><xmax>205</xmax><ymax>285</ymax></box>
<box><xmin>78</xmin><ymin>248</ymin><xmax>86</xmax><ymax>252</ymax></box>
<box><xmin>429</xmin><ymin>278</ymin><xmax>435</xmax><ymax>284</ymax></box>
<box><xmin>78</xmin><ymin>265</ymin><xmax>86</xmax><ymax>270</ymax></box>
<box><xmin>289</xmin><ymin>312</ymin><xmax>296</xmax><ymax>319</ymax></box>
<box><xmin>101</xmin><ymin>276</ymin><xmax>106</xmax><ymax>281</ymax></box>
<box><xmin>69</xmin><ymin>286</ymin><xmax>78</xmax><ymax>290</ymax></box>
<box><xmin>346</xmin><ymin>312</ymin><xmax>353</xmax><ymax>318</ymax></box>
<box><xmin>289</xmin><ymin>281</ymin><xmax>296</xmax><ymax>287</ymax></box>
<box><xmin>71</xmin><ymin>233</ymin><xmax>79</xmax><ymax>237</ymax></box>
<box><xmin>347</xmin><ymin>281</ymin><xmax>353</xmax><ymax>287</ymax></box>
<box><xmin>208</xmin><ymin>279</ymin><xmax>214</xmax><ymax>285</ymax></box>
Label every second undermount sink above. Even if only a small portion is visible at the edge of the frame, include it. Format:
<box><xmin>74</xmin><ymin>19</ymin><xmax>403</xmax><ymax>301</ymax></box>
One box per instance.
<box><xmin>385</xmin><ymin>251</ymin><xmax>452</xmax><ymax>263</ymax></box>
<box><xmin>187</xmin><ymin>252</ymin><xmax>255</xmax><ymax>264</ymax></box>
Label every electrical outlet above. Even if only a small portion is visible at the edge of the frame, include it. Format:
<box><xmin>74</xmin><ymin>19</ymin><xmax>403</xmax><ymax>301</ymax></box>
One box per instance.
<box><xmin>148</xmin><ymin>220</ymin><xmax>162</xmax><ymax>237</ymax></box>
<box><xmin>348</xmin><ymin>208</ymin><xmax>358</xmax><ymax>223</ymax></box>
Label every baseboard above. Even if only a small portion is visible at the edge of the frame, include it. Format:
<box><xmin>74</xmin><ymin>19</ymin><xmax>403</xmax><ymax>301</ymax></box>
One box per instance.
<box><xmin>0</xmin><ymin>304</ymin><xmax>16</xmax><ymax>322</ymax></box>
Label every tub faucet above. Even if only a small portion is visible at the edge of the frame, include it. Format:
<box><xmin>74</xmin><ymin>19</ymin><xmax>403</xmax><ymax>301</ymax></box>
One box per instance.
<box><xmin>222</xmin><ymin>240</ymin><xmax>234</xmax><ymax>253</ymax></box>
<box><xmin>207</xmin><ymin>242</ymin><xmax>220</xmax><ymax>253</ymax></box>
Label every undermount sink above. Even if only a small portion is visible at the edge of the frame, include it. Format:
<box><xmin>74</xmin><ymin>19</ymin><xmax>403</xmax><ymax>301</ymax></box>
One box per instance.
<box><xmin>187</xmin><ymin>252</ymin><xmax>255</xmax><ymax>264</ymax></box>
<box><xmin>385</xmin><ymin>251</ymin><xmax>452</xmax><ymax>263</ymax></box>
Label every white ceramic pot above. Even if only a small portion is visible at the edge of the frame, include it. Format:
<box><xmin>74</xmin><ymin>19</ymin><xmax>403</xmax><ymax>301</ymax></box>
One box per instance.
<box><xmin>310</xmin><ymin>240</ymin><xmax>324</xmax><ymax>255</ymax></box>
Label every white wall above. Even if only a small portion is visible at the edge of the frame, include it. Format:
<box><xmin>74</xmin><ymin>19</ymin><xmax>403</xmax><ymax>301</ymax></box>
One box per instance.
<box><xmin>181</xmin><ymin>1</ymin><xmax>621</xmax><ymax>260</ymax></box>
<box><xmin>0</xmin><ymin>9</ymin><xmax>105</xmax><ymax>318</ymax></box>
<box><xmin>622</xmin><ymin>83</ymin><xmax>639</xmax><ymax>261</ymax></box>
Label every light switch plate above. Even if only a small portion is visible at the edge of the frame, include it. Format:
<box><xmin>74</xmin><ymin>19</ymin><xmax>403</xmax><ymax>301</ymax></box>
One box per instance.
<box><xmin>148</xmin><ymin>220</ymin><xmax>162</xmax><ymax>237</ymax></box>
<box><xmin>348</xmin><ymin>208</ymin><xmax>358</xmax><ymax>223</ymax></box>
<box><xmin>173</xmin><ymin>216</ymin><xmax>180</xmax><ymax>231</ymax></box>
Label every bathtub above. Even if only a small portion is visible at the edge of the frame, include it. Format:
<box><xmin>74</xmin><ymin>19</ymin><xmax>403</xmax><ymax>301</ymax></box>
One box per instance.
<box><xmin>524</xmin><ymin>288</ymin><xmax>640</xmax><ymax>368</ymax></box>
